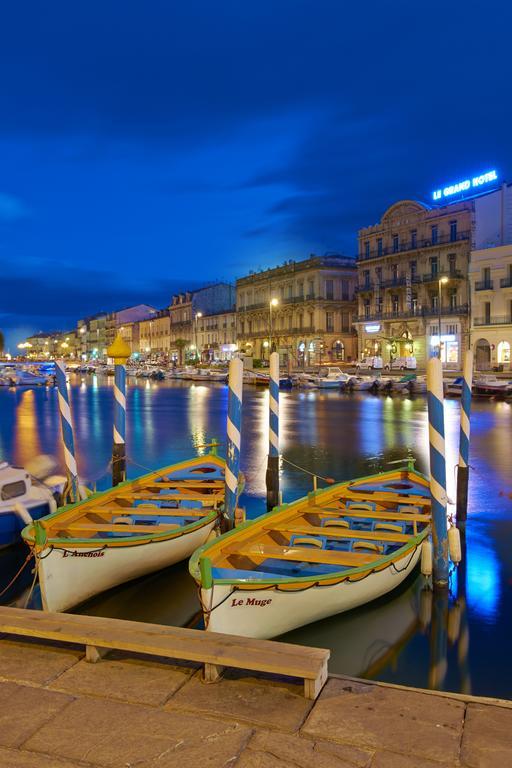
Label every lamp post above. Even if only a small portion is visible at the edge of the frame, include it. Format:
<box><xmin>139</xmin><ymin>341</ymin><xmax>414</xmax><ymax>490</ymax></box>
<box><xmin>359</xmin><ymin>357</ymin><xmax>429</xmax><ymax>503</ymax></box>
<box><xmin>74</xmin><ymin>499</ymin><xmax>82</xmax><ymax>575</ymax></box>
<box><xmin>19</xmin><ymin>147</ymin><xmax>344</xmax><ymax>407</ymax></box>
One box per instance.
<box><xmin>269</xmin><ymin>297</ymin><xmax>278</xmax><ymax>352</ymax></box>
<box><xmin>195</xmin><ymin>312</ymin><xmax>202</xmax><ymax>362</ymax></box>
<box><xmin>437</xmin><ymin>277</ymin><xmax>449</xmax><ymax>360</ymax></box>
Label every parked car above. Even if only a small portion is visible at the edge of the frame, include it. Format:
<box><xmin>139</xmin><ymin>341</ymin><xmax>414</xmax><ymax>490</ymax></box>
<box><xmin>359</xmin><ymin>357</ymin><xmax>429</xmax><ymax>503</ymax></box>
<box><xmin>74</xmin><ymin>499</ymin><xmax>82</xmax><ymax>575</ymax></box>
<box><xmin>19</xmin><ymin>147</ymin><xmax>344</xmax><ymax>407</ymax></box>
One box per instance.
<box><xmin>384</xmin><ymin>357</ymin><xmax>417</xmax><ymax>371</ymax></box>
<box><xmin>356</xmin><ymin>356</ymin><xmax>383</xmax><ymax>370</ymax></box>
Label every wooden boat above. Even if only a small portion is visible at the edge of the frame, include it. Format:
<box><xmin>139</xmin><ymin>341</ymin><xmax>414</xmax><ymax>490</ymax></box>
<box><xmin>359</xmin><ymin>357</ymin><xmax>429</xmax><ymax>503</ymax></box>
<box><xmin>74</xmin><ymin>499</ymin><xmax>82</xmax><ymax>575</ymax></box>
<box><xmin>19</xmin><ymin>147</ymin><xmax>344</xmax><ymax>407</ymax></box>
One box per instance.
<box><xmin>190</xmin><ymin>466</ymin><xmax>431</xmax><ymax>639</ymax></box>
<box><xmin>22</xmin><ymin>453</ymin><xmax>230</xmax><ymax>612</ymax></box>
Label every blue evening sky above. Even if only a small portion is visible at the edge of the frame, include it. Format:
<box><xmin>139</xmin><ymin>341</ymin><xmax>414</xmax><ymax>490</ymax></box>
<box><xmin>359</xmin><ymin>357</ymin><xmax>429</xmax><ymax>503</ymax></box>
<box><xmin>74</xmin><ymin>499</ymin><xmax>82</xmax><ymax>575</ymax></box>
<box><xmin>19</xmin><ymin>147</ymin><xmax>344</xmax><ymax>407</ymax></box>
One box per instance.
<box><xmin>1</xmin><ymin>1</ymin><xmax>511</xmax><ymax>349</ymax></box>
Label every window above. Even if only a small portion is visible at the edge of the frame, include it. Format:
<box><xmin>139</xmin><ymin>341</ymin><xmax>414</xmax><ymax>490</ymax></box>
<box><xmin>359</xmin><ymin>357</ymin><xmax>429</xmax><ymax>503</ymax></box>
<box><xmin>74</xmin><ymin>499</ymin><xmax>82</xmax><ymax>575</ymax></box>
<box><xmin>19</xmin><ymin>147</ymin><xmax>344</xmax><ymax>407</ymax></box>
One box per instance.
<box><xmin>448</xmin><ymin>253</ymin><xmax>456</xmax><ymax>275</ymax></box>
<box><xmin>431</xmin><ymin>225</ymin><xmax>438</xmax><ymax>245</ymax></box>
<box><xmin>484</xmin><ymin>302</ymin><xmax>491</xmax><ymax>323</ymax></box>
<box><xmin>498</xmin><ymin>341</ymin><xmax>510</xmax><ymax>364</ymax></box>
<box><xmin>392</xmin><ymin>295</ymin><xmax>399</xmax><ymax>314</ymax></box>
<box><xmin>410</xmin><ymin>260</ymin><xmax>417</xmax><ymax>280</ymax></box>
<box><xmin>308</xmin><ymin>280</ymin><xmax>315</xmax><ymax>298</ymax></box>
<box><xmin>411</xmin><ymin>294</ymin><xmax>418</xmax><ymax>313</ymax></box>
<box><xmin>411</xmin><ymin>229</ymin><xmax>417</xmax><ymax>249</ymax></box>
<box><xmin>377</xmin><ymin>238</ymin><xmax>383</xmax><ymax>256</ymax></box>
<box><xmin>363</xmin><ymin>270</ymin><xmax>370</xmax><ymax>288</ymax></box>
<box><xmin>430</xmin><ymin>256</ymin><xmax>438</xmax><ymax>277</ymax></box>
<box><xmin>248</xmin><ymin>320</ymin><xmax>252</xmax><ymax>333</ymax></box>
<box><xmin>450</xmin><ymin>292</ymin><xmax>457</xmax><ymax>309</ymax></box>
<box><xmin>298</xmin><ymin>313</ymin><xmax>303</xmax><ymax>328</ymax></box>
<box><xmin>392</xmin><ymin>264</ymin><xmax>398</xmax><ymax>282</ymax></box>
<box><xmin>393</xmin><ymin>235</ymin><xmax>399</xmax><ymax>253</ymax></box>
<box><xmin>375</xmin><ymin>267</ymin><xmax>382</xmax><ymax>285</ymax></box>
<box><xmin>365</xmin><ymin>241</ymin><xmax>370</xmax><ymax>258</ymax></box>
<box><xmin>341</xmin><ymin>312</ymin><xmax>350</xmax><ymax>332</ymax></box>
<box><xmin>376</xmin><ymin>297</ymin><xmax>383</xmax><ymax>314</ymax></box>
<box><xmin>364</xmin><ymin>302</ymin><xmax>370</xmax><ymax>318</ymax></box>
<box><xmin>341</xmin><ymin>279</ymin><xmax>349</xmax><ymax>300</ymax></box>
<box><xmin>483</xmin><ymin>267</ymin><xmax>491</xmax><ymax>287</ymax></box>
<box><xmin>288</xmin><ymin>315</ymin><xmax>292</xmax><ymax>329</ymax></box>
<box><xmin>450</xmin><ymin>220</ymin><xmax>457</xmax><ymax>242</ymax></box>
<box><xmin>432</xmin><ymin>295</ymin><xmax>439</xmax><ymax>310</ymax></box>
<box><xmin>326</xmin><ymin>312</ymin><xmax>334</xmax><ymax>332</ymax></box>
<box><xmin>287</xmin><ymin>284</ymin><xmax>293</xmax><ymax>298</ymax></box>
<box><xmin>309</xmin><ymin>311</ymin><xmax>314</xmax><ymax>328</ymax></box>
<box><xmin>298</xmin><ymin>281</ymin><xmax>304</xmax><ymax>297</ymax></box>
<box><xmin>325</xmin><ymin>279</ymin><xmax>334</xmax><ymax>300</ymax></box>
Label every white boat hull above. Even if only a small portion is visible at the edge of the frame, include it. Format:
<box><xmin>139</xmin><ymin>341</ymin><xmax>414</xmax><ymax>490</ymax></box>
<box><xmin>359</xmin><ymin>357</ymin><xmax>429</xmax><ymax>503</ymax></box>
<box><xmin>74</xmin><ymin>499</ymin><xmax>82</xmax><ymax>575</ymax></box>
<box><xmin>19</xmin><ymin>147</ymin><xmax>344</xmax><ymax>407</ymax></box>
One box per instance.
<box><xmin>201</xmin><ymin>546</ymin><xmax>421</xmax><ymax>639</ymax></box>
<box><xmin>38</xmin><ymin>521</ymin><xmax>215</xmax><ymax>612</ymax></box>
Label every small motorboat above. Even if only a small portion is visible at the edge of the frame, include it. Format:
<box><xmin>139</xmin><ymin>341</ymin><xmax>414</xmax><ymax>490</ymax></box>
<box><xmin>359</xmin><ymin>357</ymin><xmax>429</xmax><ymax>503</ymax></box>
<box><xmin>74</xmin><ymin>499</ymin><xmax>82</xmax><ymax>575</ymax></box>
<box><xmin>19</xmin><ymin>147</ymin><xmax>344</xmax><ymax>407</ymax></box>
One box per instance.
<box><xmin>0</xmin><ymin>462</ymin><xmax>58</xmax><ymax>549</ymax></box>
<box><xmin>408</xmin><ymin>375</ymin><xmax>427</xmax><ymax>394</ymax></box>
<box><xmin>22</xmin><ymin>452</ymin><xmax>235</xmax><ymax>612</ymax></box>
<box><xmin>190</xmin><ymin>465</ymin><xmax>431</xmax><ymax>639</ymax></box>
<box><xmin>303</xmin><ymin>366</ymin><xmax>352</xmax><ymax>389</ymax></box>
<box><xmin>346</xmin><ymin>376</ymin><xmax>378</xmax><ymax>392</ymax></box>
<box><xmin>473</xmin><ymin>375</ymin><xmax>512</xmax><ymax>397</ymax></box>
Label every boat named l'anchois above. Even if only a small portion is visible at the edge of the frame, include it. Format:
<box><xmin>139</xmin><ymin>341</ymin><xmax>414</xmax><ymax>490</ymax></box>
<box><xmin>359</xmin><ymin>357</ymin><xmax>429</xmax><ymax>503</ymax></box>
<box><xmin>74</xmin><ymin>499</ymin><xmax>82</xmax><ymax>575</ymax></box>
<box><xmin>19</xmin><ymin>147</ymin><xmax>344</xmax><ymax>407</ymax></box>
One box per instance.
<box><xmin>189</xmin><ymin>465</ymin><xmax>432</xmax><ymax>639</ymax></box>
<box><xmin>22</xmin><ymin>451</ymin><xmax>234</xmax><ymax>612</ymax></box>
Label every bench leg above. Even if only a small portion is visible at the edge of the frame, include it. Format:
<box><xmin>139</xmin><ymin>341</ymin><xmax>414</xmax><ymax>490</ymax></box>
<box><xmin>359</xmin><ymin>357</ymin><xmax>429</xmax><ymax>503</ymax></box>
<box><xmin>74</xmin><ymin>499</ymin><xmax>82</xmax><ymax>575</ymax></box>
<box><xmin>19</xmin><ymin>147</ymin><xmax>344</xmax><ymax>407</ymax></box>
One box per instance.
<box><xmin>86</xmin><ymin>645</ymin><xmax>110</xmax><ymax>663</ymax></box>
<box><xmin>304</xmin><ymin>664</ymin><xmax>328</xmax><ymax>700</ymax></box>
<box><xmin>203</xmin><ymin>662</ymin><xmax>223</xmax><ymax>683</ymax></box>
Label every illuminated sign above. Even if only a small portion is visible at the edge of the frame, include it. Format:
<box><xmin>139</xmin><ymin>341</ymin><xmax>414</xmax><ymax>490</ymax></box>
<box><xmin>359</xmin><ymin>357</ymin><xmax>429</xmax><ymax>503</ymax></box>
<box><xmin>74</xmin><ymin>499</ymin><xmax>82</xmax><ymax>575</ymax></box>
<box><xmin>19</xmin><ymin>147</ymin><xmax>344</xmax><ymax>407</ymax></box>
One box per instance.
<box><xmin>430</xmin><ymin>334</ymin><xmax>456</xmax><ymax>346</ymax></box>
<box><xmin>365</xmin><ymin>324</ymin><xmax>381</xmax><ymax>333</ymax></box>
<box><xmin>432</xmin><ymin>170</ymin><xmax>498</xmax><ymax>201</ymax></box>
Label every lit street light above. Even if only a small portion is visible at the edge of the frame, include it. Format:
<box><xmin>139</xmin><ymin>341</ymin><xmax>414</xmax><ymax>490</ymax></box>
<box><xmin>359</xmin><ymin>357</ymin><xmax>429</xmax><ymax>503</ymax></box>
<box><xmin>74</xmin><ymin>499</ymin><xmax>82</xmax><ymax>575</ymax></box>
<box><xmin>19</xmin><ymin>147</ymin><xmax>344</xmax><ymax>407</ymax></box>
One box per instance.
<box><xmin>194</xmin><ymin>312</ymin><xmax>203</xmax><ymax>362</ymax></box>
<box><xmin>269</xmin><ymin>297</ymin><xmax>278</xmax><ymax>353</ymax></box>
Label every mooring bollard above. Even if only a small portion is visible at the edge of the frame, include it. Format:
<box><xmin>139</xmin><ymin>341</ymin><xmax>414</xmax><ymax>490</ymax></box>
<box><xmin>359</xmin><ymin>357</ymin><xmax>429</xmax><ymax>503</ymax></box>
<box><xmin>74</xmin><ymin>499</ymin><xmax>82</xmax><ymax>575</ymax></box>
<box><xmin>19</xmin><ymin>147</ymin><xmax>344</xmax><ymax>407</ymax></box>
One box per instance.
<box><xmin>456</xmin><ymin>349</ymin><xmax>473</xmax><ymax>525</ymax></box>
<box><xmin>55</xmin><ymin>360</ymin><xmax>79</xmax><ymax>503</ymax></box>
<box><xmin>107</xmin><ymin>334</ymin><xmax>131</xmax><ymax>486</ymax></box>
<box><xmin>266</xmin><ymin>351</ymin><xmax>280</xmax><ymax>511</ymax></box>
<box><xmin>224</xmin><ymin>357</ymin><xmax>243</xmax><ymax>531</ymax></box>
<box><xmin>426</xmin><ymin>356</ymin><xmax>449</xmax><ymax>589</ymax></box>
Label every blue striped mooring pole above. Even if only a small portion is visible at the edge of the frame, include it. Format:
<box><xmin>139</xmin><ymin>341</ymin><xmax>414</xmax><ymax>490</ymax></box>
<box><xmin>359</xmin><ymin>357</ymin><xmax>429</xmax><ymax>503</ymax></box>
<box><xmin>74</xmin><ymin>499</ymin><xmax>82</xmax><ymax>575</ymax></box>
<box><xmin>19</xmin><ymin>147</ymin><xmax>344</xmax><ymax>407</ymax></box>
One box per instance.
<box><xmin>224</xmin><ymin>357</ymin><xmax>243</xmax><ymax>531</ymax></box>
<box><xmin>107</xmin><ymin>334</ymin><xmax>131</xmax><ymax>486</ymax></box>
<box><xmin>55</xmin><ymin>360</ymin><xmax>79</xmax><ymax>503</ymax></box>
<box><xmin>266</xmin><ymin>351</ymin><xmax>280</xmax><ymax>510</ymax></box>
<box><xmin>456</xmin><ymin>349</ymin><xmax>473</xmax><ymax>525</ymax></box>
<box><xmin>426</xmin><ymin>356</ymin><xmax>449</xmax><ymax>588</ymax></box>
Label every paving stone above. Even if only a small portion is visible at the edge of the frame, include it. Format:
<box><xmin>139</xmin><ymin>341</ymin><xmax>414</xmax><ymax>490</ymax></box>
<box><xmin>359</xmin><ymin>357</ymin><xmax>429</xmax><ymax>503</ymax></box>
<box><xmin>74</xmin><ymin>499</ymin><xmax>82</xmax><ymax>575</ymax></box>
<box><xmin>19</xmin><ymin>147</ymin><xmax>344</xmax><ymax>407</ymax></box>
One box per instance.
<box><xmin>460</xmin><ymin>704</ymin><xmax>512</xmax><ymax>767</ymax></box>
<box><xmin>0</xmin><ymin>746</ymin><xmax>85</xmax><ymax>768</ymax></box>
<box><xmin>166</xmin><ymin>671</ymin><xmax>312</xmax><ymax>732</ymax></box>
<box><xmin>0</xmin><ymin>639</ymin><xmax>82</xmax><ymax>685</ymax></box>
<box><xmin>237</xmin><ymin>730</ymin><xmax>373</xmax><ymax>768</ymax></box>
<box><xmin>0</xmin><ymin>681</ymin><xmax>73</xmax><ymax>748</ymax></box>
<box><xmin>50</xmin><ymin>657</ymin><xmax>194</xmax><ymax>706</ymax></box>
<box><xmin>370</xmin><ymin>750</ymin><xmax>446</xmax><ymax>767</ymax></box>
<box><xmin>23</xmin><ymin>696</ymin><xmax>252</xmax><ymax>767</ymax></box>
<box><xmin>301</xmin><ymin>679</ymin><xmax>464</xmax><ymax>764</ymax></box>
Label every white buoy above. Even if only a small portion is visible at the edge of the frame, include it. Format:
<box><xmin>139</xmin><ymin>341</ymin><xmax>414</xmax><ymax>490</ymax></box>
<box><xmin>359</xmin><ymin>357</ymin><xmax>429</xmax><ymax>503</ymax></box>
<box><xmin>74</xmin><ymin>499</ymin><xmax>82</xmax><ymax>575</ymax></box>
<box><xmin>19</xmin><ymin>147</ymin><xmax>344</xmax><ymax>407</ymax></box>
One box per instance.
<box><xmin>14</xmin><ymin>503</ymin><xmax>33</xmax><ymax>526</ymax></box>
<box><xmin>421</xmin><ymin>539</ymin><xmax>433</xmax><ymax>577</ymax></box>
<box><xmin>448</xmin><ymin>525</ymin><xmax>462</xmax><ymax>564</ymax></box>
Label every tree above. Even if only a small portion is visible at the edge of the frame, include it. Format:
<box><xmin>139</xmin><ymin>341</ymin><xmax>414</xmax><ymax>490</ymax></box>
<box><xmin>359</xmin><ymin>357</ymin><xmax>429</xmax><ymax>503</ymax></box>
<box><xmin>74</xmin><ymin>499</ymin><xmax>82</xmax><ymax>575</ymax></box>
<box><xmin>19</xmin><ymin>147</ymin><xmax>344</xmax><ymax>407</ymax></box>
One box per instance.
<box><xmin>174</xmin><ymin>338</ymin><xmax>188</xmax><ymax>366</ymax></box>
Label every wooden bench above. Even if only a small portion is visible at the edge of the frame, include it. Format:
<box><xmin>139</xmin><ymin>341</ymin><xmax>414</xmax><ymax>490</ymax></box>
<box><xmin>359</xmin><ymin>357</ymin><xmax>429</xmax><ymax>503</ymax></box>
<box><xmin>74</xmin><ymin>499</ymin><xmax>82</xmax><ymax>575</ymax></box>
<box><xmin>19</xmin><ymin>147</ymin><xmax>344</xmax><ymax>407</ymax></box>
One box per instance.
<box><xmin>222</xmin><ymin>542</ymin><xmax>379</xmax><ymax>567</ymax></box>
<box><xmin>267</xmin><ymin>523</ymin><xmax>411</xmax><ymax>543</ymax></box>
<box><xmin>0</xmin><ymin>606</ymin><xmax>329</xmax><ymax>700</ymax></box>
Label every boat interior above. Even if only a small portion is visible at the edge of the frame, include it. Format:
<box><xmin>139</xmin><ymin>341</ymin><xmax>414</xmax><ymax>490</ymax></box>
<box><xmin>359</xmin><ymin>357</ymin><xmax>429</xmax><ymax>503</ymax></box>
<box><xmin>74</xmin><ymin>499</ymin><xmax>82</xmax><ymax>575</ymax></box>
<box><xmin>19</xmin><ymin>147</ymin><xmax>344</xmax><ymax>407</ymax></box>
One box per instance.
<box><xmin>208</xmin><ymin>473</ymin><xmax>432</xmax><ymax>582</ymax></box>
<box><xmin>37</xmin><ymin>459</ymin><xmax>225</xmax><ymax>541</ymax></box>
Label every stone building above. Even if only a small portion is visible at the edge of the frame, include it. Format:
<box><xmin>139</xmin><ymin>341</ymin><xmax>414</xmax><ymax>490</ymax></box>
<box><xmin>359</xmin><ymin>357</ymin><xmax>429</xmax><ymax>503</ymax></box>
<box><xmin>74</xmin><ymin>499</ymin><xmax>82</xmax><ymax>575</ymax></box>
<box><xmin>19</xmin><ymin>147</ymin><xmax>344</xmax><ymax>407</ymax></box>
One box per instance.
<box><xmin>236</xmin><ymin>255</ymin><xmax>358</xmax><ymax>366</ymax></box>
<box><xmin>168</xmin><ymin>283</ymin><xmax>236</xmax><ymax>362</ymax></box>
<box><xmin>355</xmin><ymin>200</ymin><xmax>473</xmax><ymax>367</ymax></box>
<box><xmin>196</xmin><ymin>310</ymin><xmax>237</xmax><ymax>361</ymax></box>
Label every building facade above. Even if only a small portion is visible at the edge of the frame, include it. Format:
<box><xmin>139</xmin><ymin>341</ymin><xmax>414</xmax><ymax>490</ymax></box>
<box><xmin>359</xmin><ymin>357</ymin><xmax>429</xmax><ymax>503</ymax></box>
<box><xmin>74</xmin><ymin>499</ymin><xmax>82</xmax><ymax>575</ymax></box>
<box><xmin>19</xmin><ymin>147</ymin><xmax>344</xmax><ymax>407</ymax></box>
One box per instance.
<box><xmin>470</xmin><ymin>183</ymin><xmax>512</xmax><ymax>370</ymax></box>
<box><xmin>355</xmin><ymin>200</ymin><xmax>473</xmax><ymax>367</ymax></box>
<box><xmin>196</xmin><ymin>310</ymin><xmax>237</xmax><ymax>361</ymax></box>
<box><xmin>168</xmin><ymin>283</ymin><xmax>236</xmax><ymax>362</ymax></box>
<box><xmin>236</xmin><ymin>255</ymin><xmax>358</xmax><ymax>365</ymax></box>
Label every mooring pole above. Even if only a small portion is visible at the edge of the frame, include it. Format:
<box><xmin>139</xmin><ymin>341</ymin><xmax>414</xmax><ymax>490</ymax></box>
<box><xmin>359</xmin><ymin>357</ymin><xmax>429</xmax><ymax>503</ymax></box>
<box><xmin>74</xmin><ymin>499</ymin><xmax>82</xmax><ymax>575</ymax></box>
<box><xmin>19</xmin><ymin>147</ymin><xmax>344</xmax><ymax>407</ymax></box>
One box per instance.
<box><xmin>456</xmin><ymin>349</ymin><xmax>473</xmax><ymax>526</ymax></box>
<box><xmin>266</xmin><ymin>351</ymin><xmax>280</xmax><ymax>511</ymax></box>
<box><xmin>224</xmin><ymin>357</ymin><xmax>243</xmax><ymax>531</ymax></box>
<box><xmin>55</xmin><ymin>360</ymin><xmax>79</xmax><ymax>503</ymax></box>
<box><xmin>108</xmin><ymin>334</ymin><xmax>131</xmax><ymax>486</ymax></box>
<box><xmin>426</xmin><ymin>356</ymin><xmax>449</xmax><ymax>589</ymax></box>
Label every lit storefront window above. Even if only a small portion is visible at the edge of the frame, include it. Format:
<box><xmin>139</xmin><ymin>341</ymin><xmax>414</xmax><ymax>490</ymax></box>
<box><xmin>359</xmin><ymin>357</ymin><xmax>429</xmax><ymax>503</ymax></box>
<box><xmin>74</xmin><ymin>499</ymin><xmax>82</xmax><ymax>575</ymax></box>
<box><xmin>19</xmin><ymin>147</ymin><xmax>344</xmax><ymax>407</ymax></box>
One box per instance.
<box><xmin>498</xmin><ymin>341</ymin><xmax>510</xmax><ymax>364</ymax></box>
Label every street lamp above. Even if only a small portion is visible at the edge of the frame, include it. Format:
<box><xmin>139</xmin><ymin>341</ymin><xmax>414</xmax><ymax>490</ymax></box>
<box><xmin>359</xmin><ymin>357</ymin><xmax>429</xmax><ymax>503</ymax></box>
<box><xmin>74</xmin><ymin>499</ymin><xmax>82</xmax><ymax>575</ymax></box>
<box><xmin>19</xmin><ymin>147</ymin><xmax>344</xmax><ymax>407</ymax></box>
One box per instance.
<box><xmin>269</xmin><ymin>297</ymin><xmax>278</xmax><ymax>352</ymax></box>
<box><xmin>438</xmin><ymin>276</ymin><xmax>449</xmax><ymax>360</ymax></box>
<box><xmin>194</xmin><ymin>312</ymin><xmax>202</xmax><ymax>362</ymax></box>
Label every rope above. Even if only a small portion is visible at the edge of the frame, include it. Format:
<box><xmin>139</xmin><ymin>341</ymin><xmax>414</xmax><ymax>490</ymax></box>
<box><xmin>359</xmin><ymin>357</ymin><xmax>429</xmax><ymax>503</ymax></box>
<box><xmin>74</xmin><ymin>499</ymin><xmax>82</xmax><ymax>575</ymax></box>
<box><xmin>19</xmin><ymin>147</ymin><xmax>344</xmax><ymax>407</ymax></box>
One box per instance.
<box><xmin>0</xmin><ymin>549</ymin><xmax>34</xmax><ymax>599</ymax></box>
<box><xmin>280</xmin><ymin>456</ymin><xmax>334</xmax><ymax>484</ymax></box>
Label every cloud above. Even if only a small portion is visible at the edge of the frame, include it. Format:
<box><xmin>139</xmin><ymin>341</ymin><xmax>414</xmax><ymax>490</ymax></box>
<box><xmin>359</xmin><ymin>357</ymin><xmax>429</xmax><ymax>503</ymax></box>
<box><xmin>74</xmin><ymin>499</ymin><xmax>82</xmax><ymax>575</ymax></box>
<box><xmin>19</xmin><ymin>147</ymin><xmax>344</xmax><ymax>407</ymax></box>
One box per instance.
<box><xmin>0</xmin><ymin>192</ymin><xmax>28</xmax><ymax>220</ymax></box>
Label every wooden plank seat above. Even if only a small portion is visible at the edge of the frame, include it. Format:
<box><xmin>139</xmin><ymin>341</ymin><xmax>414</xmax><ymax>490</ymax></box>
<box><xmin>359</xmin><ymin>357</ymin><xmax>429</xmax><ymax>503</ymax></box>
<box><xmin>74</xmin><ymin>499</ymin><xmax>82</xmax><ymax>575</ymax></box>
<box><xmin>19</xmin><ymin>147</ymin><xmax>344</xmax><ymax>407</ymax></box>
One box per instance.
<box><xmin>64</xmin><ymin>522</ymin><xmax>183</xmax><ymax>535</ymax></box>
<box><xmin>118</xmin><ymin>492</ymin><xmax>223</xmax><ymax>503</ymax></box>
<box><xmin>311</xmin><ymin>507</ymin><xmax>431</xmax><ymax>523</ymax></box>
<box><xmin>267</xmin><ymin>523</ymin><xmax>412</xmax><ymax>544</ymax></box>
<box><xmin>221</xmin><ymin>542</ymin><xmax>380</xmax><ymax>567</ymax></box>
<box><xmin>0</xmin><ymin>606</ymin><xmax>329</xmax><ymax>700</ymax></box>
<box><xmin>86</xmin><ymin>506</ymin><xmax>212</xmax><ymax>518</ymax></box>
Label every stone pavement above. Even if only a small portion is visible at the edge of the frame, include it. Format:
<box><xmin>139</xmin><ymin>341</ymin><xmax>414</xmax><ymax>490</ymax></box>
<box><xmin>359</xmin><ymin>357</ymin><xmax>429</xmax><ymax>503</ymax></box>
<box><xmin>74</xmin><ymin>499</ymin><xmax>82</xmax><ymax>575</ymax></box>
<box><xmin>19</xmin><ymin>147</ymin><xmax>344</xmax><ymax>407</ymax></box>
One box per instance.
<box><xmin>0</xmin><ymin>636</ymin><xmax>511</xmax><ymax>767</ymax></box>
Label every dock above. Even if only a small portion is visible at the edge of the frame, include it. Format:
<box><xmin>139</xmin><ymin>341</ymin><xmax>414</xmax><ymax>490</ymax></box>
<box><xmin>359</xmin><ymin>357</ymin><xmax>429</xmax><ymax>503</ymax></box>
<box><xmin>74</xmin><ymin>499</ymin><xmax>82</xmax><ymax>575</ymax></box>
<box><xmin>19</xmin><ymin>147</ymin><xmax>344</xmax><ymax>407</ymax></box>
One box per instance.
<box><xmin>0</xmin><ymin>607</ymin><xmax>510</xmax><ymax>767</ymax></box>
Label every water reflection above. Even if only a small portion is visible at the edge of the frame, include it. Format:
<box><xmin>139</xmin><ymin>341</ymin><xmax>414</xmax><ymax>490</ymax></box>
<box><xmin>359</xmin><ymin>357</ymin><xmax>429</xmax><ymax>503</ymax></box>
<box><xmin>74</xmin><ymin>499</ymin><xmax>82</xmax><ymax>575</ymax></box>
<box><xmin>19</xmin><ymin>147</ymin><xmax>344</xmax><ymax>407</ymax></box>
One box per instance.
<box><xmin>0</xmin><ymin>376</ymin><xmax>511</xmax><ymax>698</ymax></box>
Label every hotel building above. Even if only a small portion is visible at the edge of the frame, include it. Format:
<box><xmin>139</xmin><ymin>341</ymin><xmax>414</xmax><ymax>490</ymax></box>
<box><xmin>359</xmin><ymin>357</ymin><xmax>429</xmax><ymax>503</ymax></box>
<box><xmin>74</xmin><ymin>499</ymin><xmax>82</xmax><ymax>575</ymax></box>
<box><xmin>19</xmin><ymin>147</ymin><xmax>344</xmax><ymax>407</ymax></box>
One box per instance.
<box><xmin>236</xmin><ymin>255</ymin><xmax>358</xmax><ymax>365</ymax></box>
<box><xmin>355</xmin><ymin>200</ymin><xmax>473</xmax><ymax>367</ymax></box>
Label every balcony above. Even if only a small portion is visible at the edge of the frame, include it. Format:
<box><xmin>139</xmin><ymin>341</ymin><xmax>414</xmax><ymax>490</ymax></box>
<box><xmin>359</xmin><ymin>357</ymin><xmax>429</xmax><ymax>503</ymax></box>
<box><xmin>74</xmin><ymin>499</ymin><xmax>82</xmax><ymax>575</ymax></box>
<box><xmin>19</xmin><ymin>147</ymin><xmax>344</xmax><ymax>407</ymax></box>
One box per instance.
<box><xmin>475</xmin><ymin>280</ymin><xmax>494</xmax><ymax>291</ymax></box>
<box><xmin>422</xmin><ymin>270</ymin><xmax>464</xmax><ymax>283</ymax></box>
<box><xmin>356</xmin><ymin>304</ymin><xmax>469</xmax><ymax>323</ymax></box>
<box><xmin>500</xmin><ymin>278</ymin><xmax>512</xmax><ymax>288</ymax></box>
<box><xmin>358</xmin><ymin>231</ymin><xmax>471</xmax><ymax>261</ymax></box>
<box><xmin>473</xmin><ymin>316</ymin><xmax>512</xmax><ymax>326</ymax></box>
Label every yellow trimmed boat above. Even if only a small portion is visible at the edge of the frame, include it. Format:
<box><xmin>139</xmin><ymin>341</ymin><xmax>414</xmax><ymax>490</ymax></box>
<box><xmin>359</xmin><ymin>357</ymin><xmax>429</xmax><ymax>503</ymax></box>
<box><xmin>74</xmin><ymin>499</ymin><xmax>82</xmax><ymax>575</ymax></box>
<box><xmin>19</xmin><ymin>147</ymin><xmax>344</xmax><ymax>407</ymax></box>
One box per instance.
<box><xmin>189</xmin><ymin>466</ymin><xmax>431</xmax><ymax>639</ymax></box>
<box><xmin>22</xmin><ymin>453</ymin><xmax>230</xmax><ymax>612</ymax></box>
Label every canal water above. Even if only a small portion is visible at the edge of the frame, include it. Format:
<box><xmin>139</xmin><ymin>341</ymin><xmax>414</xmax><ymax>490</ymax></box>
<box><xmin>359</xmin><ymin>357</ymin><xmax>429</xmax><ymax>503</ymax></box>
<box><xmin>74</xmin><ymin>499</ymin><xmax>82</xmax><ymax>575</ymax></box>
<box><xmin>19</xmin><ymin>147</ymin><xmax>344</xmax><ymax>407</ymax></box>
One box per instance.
<box><xmin>1</xmin><ymin>375</ymin><xmax>511</xmax><ymax>698</ymax></box>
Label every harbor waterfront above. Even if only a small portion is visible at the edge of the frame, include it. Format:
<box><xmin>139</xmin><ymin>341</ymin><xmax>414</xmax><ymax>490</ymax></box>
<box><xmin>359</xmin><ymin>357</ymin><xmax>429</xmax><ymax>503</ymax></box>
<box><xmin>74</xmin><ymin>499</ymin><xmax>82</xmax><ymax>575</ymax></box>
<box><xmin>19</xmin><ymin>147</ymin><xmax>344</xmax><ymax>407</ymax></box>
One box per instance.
<box><xmin>1</xmin><ymin>374</ymin><xmax>511</xmax><ymax>699</ymax></box>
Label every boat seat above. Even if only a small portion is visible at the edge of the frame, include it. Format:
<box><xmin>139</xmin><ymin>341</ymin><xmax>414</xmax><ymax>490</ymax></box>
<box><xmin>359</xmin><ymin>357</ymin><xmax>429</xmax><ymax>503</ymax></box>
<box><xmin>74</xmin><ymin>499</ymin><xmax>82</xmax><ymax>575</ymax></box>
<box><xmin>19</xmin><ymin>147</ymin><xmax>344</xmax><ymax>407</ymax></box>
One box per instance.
<box><xmin>321</xmin><ymin>518</ymin><xmax>350</xmax><ymax>528</ymax></box>
<box><xmin>345</xmin><ymin>501</ymin><xmax>376</xmax><ymax>512</ymax></box>
<box><xmin>289</xmin><ymin>534</ymin><xmax>326</xmax><ymax>549</ymax></box>
<box><xmin>212</xmin><ymin>567</ymin><xmax>288</xmax><ymax>581</ymax></box>
<box><xmin>259</xmin><ymin>559</ymin><xmax>349</xmax><ymax>578</ymax></box>
<box><xmin>372</xmin><ymin>521</ymin><xmax>405</xmax><ymax>534</ymax></box>
<box><xmin>351</xmin><ymin>540</ymin><xmax>384</xmax><ymax>554</ymax></box>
